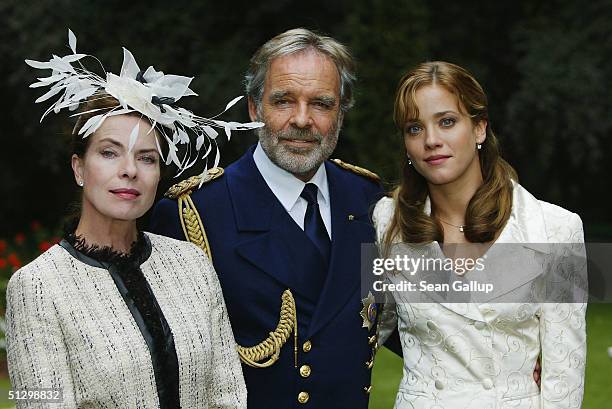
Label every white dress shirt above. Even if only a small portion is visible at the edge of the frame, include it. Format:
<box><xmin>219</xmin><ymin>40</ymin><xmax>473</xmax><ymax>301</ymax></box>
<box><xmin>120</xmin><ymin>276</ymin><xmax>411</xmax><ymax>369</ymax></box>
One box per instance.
<box><xmin>253</xmin><ymin>143</ymin><xmax>332</xmax><ymax>238</ymax></box>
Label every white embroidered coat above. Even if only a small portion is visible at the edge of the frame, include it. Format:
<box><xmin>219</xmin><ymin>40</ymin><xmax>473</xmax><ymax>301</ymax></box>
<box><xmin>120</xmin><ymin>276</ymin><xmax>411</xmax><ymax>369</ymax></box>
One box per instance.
<box><xmin>373</xmin><ymin>183</ymin><xmax>587</xmax><ymax>409</ymax></box>
<box><xmin>6</xmin><ymin>233</ymin><xmax>247</xmax><ymax>409</ymax></box>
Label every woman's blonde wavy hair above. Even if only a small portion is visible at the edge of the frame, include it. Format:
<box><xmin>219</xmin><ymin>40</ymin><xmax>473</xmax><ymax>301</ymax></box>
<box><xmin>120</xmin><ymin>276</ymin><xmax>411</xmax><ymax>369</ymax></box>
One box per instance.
<box><xmin>383</xmin><ymin>61</ymin><xmax>517</xmax><ymax>249</ymax></box>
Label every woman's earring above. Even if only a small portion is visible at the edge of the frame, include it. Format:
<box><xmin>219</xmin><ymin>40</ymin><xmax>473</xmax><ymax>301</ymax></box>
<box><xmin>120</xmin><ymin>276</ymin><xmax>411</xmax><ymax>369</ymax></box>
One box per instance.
<box><xmin>477</xmin><ymin>143</ymin><xmax>482</xmax><ymax>150</ymax></box>
<box><xmin>408</xmin><ymin>158</ymin><xmax>412</xmax><ymax>165</ymax></box>
<box><xmin>78</xmin><ymin>181</ymin><xmax>84</xmax><ymax>187</ymax></box>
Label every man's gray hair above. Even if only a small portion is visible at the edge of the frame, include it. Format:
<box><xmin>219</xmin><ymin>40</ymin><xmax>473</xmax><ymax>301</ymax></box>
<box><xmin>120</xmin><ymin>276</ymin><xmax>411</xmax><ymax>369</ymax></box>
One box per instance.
<box><xmin>245</xmin><ymin>28</ymin><xmax>356</xmax><ymax>114</ymax></box>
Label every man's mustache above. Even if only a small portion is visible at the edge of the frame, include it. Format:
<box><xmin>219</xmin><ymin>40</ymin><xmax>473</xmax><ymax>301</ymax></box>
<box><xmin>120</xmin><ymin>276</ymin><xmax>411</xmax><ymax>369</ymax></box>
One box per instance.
<box><xmin>272</xmin><ymin>127</ymin><xmax>323</xmax><ymax>143</ymax></box>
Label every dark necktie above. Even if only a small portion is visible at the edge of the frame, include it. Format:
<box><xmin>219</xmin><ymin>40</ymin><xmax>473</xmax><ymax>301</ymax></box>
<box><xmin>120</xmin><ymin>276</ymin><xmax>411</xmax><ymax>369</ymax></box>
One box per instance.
<box><xmin>300</xmin><ymin>183</ymin><xmax>331</xmax><ymax>264</ymax></box>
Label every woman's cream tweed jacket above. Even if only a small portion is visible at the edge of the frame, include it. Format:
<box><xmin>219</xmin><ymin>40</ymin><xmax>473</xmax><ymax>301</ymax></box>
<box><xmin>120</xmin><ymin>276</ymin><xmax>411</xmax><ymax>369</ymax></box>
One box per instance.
<box><xmin>373</xmin><ymin>183</ymin><xmax>587</xmax><ymax>409</ymax></box>
<box><xmin>6</xmin><ymin>232</ymin><xmax>247</xmax><ymax>408</ymax></box>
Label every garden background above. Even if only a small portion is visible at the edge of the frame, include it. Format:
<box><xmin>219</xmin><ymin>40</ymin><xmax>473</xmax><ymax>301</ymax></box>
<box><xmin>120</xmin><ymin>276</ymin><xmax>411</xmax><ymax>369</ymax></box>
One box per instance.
<box><xmin>0</xmin><ymin>0</ymin><xmax>610</xmax><ymax>407</ymax></box>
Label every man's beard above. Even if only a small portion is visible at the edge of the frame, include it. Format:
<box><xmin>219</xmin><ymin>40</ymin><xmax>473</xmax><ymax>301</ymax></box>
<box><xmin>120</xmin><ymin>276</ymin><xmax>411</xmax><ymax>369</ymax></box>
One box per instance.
<box><xmin>257</xmin><ymin>117</ymin><xmax>340</xmax><ymax>178</ymax></box>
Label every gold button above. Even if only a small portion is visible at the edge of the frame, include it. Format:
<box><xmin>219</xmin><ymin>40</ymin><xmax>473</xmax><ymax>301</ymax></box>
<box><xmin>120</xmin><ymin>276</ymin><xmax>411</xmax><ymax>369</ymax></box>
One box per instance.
<box><xmin>299</xmin><ymin>364</ymin><xmax>312</xmax><ymax>378</ymax></box>
<box><xmin>368</xmin><ymin>335</ymin><xmax>377</xmax><ymax>345</ymax></box>
<box><xmin>364</xmin><ymin>385</ymin><xmax>372</xmax><ymax>394</ymax></box>
<box><xmin>297</xmin><ymin>391</ymin><xmax>310</xmax><ymax>404</ymax></box>
<box><xmin>303</xmin><ymin>340</ymin><xmax>312</xmax><ymax>352</ymax></box>
<box><xmin>365</xmin><ymin>359</ymin><xmax>374</xmax><ymax>369</ymax></box>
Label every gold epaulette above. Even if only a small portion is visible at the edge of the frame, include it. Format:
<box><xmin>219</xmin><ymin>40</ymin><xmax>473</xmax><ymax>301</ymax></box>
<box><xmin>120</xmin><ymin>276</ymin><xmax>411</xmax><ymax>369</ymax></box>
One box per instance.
<box><xmin>164</xmin><ymin>167</ymin><xmax>225</xmax><ymax>199</ymax></box>
<box><xmin>162</xmin><ymin>167</ymin><xmax>223</xmax><ymax>262</ymax></box>
<box><xmin>331</xmin><ymin>159</ymin><xmax>380</xmax><ymax>182</ymax></box>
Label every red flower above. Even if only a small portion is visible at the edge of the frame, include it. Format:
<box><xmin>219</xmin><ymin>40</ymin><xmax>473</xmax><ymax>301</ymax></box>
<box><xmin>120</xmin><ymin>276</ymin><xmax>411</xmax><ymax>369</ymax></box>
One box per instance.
<box><xmin>31</xmin><ymin>220</ymin><xmax>42</xmax><ymax>231</ymax></box>
<box><xmin>0</xmin><ymin>239</ymin><xmax>6</xmax><ymax>254</ymax></box>
<box><xmin>14</xmin><ymin>232</ymin><xmax>26</xmax><ymax>245</ymax></box>
<box><xmin>7</xmin><ymin>253</ymin><xmax>21</xmax><ymax>269</ymax></box>
<box><xmin>39</xmin><ymin>241</ymin><xmax>53</xmax><ymax>252</ymax></box>
<box><xmin>0</xmin><ymin>258</ymin><xmax>7</xmax><ymax>269</ymax></box>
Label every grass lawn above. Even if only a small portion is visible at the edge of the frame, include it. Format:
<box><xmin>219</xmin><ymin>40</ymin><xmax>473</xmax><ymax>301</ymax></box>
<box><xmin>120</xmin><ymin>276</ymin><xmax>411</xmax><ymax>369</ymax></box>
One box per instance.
<box><xmin>0</xmin><ymin>377</ymin><xmax>14</xmax><ymax>409</ymax></box>
<box><xmin>0</xmin><ymin>305</ymin><xmax>607</xmax><ymax>409</ymax></box>
<box><xmin>369</xmin><ymin>303</ymin><xmax>612</xmax><ymax>409</ymax></box>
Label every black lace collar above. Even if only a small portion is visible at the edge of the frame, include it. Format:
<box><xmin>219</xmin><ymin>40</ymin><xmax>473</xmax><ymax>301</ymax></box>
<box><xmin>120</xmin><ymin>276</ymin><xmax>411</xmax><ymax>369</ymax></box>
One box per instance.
<box><xmin>62</xmin><ymin>219</ymin><xmax>151</xmax><ymax>268</ymax></box>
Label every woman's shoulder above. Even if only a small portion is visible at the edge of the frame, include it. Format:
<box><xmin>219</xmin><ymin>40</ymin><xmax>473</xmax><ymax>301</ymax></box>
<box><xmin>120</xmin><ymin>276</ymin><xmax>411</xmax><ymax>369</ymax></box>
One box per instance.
<box><xmin>8</xmin><ymin>245</ymin><xmax>67</xmax><ymax>295</ymax></box>
<box><xmin>144</xmin><ymin>232</ymin><xmax>209</xmax><ymax>260</ymax></box>
<box><xmin>145</xmin><ymin>231</ymin><xmax>196</xmax><ymax>249</ymax></box>
<box><xmin>372</xmin><ymin>196</ymin><xmax>395</xmax><ymax>242</ymax></box>
<box><xmin>538</xmin><ymin>198</ymin><xmax>581</xmax><ymax>223</ymax></box>
<box><xmin>143</xmin><ymin>232</ymin><xmax>219</xmax><ymax>287</ymax></box>
<box><xmin>373</xmin><ymin>196</ymin><xmax>395</xmax><ymax>222</ymax></box>
<box><xmin>538</xmin><ymin>200</ymin><xmax>583</xmax><ymax>243</ymax></box>
<box><xmin>513</xmin><ymin>183</ymin><xmax>583</xmax><ymax>242</ymax></box>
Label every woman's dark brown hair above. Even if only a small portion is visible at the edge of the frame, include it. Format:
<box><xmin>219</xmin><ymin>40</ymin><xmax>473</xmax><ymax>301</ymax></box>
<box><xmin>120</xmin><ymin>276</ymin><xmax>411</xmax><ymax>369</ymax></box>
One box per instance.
<box><xmin>384</xmin><ymin>61</ymin><xmax>517</xmax><ymax>248</ymax></box>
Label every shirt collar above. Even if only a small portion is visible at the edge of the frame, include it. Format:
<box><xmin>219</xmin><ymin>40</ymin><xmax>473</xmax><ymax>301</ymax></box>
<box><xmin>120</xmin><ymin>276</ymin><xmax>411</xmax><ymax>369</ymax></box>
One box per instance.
<box><xmin>253</xmin><ymin>143</ymin><xmax>329</xmax><ymax>212</ymax></box>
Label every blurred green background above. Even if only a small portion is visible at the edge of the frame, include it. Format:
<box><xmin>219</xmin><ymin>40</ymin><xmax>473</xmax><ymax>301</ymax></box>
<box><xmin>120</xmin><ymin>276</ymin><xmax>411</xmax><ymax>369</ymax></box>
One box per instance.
<box><xmin>0</xmin><ymin>0</ymin><xmax>610</xmax><ymax>406</ymax></box>
<box><xmin>1</xmin><ymin>0</ymin><xmax>611</xmax><ymax>233</ymax></box>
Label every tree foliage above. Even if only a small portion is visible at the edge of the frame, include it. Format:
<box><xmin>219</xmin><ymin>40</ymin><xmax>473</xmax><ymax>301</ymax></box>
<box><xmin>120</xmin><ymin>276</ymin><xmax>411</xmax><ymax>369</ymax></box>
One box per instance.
<box><xmin>503</xmin><ymin>0</ymin><xmax>612</xmax><ymax>222</ymax></box>
<box><xmin>1</xmin><ymin>0</ymin><xmax>610</xmax><ymax>234</ymax></box>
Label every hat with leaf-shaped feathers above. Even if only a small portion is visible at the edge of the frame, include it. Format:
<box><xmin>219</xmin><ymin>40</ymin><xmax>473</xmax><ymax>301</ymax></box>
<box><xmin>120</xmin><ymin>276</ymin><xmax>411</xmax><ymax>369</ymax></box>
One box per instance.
<box><xmin>26</xmin><ymin>29</ymin><xmax>263</xmax><ymax>179</ymax></box>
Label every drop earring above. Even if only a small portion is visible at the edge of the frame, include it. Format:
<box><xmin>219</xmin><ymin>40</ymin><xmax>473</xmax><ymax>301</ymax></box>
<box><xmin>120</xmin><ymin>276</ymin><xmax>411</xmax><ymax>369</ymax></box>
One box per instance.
<box><xmin>408</xmin><ymin>158</ymin><xmax>412</xmax><ymax>165</ymax></box>
<box><xmin>477</xmin><ymin>143</ymin><xmax>482</xmax><ymax>150</ymax></box>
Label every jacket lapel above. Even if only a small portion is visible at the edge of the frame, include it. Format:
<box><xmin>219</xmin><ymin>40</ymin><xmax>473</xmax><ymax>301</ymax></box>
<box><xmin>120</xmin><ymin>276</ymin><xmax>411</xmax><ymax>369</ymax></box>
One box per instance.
<box><xmin>472</xmin><ymin>182</ymin><xmax>551</xmax><ymax>303</ymax></box>
<box><xmin>404</xmin><ymin>182</ymin><xmax>552</xmax><ymax>321</ymax></box>
<box><xmin>228</xmin><ymin>149</ymin><xmax>325</xmax><ymax>302</ymax></box>
<box><xmin>437</xmin><ymin>182</ymin><xmax>551</xmax><ymax>318</ymax></box>
<box><xmin>306</xmin><ymin>162</ymin><xmax>375</xmax><ymax>338</ymax></box>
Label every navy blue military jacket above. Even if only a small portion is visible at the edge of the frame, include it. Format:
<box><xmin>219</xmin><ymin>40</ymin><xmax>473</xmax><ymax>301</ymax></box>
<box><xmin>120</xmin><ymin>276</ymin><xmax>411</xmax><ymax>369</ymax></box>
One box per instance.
<box><xmin>150</xmin><ymin>147</ymin><xmax>383</xmax><ymax>409</ymax></box>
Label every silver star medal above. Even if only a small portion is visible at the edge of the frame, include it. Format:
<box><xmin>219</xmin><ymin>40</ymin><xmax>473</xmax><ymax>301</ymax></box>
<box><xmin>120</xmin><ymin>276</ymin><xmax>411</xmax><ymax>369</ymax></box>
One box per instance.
<box><xmin>360</xmin><ymin>292</ymin><xmax>377</xmax><ymax>330</ymax></box>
